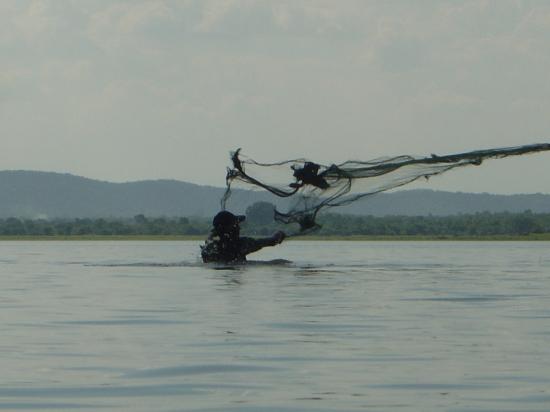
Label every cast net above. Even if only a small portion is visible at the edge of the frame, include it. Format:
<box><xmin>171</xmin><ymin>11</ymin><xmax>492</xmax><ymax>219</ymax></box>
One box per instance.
<box><xmin>222</xmin><ymin>143</ymin><xmax>550</xmax><ymax>234</ymax></box>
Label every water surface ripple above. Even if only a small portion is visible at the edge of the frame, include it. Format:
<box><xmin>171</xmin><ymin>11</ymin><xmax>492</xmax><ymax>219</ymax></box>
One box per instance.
<box><xmin>1</xmin><ymin>240</ymin><xmax>550</xmax><ymax>411</ymax></box>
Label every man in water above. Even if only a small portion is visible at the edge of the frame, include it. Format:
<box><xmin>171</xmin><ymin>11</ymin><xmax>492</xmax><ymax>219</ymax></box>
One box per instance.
<box><xmin>201</xmin><ymin>210</ymin><xmax>286</xmax><ymax>263</ymax></box>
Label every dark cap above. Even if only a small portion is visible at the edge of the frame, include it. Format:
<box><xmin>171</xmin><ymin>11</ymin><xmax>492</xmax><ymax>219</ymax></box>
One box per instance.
<box><xmin>212</xmin><ymin>211</ymin><xmax>245</xmax><ymax>228</ymax></box>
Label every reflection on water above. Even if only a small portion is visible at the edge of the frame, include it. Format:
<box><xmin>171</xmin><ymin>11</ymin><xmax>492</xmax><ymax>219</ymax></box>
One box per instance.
<box><xmin>1</xmin><ymin>240</ymin><xmax>550</xmax><ymax>411</ymax></box>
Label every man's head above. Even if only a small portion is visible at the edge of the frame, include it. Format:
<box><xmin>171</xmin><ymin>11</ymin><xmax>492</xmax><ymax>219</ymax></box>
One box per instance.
<box><xmin>212</xmin><ymin>210</ymin><xmax>245</xmax><ymax>235</ymax></box>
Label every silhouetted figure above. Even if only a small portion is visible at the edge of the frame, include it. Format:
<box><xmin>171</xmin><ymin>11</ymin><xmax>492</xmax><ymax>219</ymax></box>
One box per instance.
<box><xmin>201</xmin><ymin>211</ymin><xmax>285</xmax><ymax>263</ymax></box>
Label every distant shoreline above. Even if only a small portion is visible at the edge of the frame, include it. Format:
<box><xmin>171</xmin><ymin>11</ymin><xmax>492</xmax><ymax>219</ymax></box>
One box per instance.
<box><xmin>1</xmin><ymin>234</ymin><xmax>550</xmax><ymax>241</ymax></box>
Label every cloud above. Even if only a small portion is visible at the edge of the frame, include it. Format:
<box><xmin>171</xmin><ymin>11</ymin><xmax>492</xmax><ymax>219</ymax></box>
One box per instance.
<box><xmin>1</xmin><ymin>0</ymin><xmax>550</xmax><ymax>193</ymax></box>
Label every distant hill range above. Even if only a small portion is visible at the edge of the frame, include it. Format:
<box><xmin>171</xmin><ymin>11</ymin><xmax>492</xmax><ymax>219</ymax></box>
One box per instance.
<box><xmin>1</xmin><ymin>170</ymin><xmax>550</xmax><ymax>219</ymax></box>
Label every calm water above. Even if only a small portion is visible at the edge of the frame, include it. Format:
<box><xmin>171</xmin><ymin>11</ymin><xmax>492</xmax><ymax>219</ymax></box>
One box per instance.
<box><xmin>1</xmin><ymin>240</ymin><xmax>550</xmax><ymax>411</ymax></box>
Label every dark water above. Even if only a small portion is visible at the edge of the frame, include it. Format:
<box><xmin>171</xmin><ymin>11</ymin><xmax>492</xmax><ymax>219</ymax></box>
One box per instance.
<box><xmin>1</xmin><ymin>240</ymin><xmax>550</xmax><ymax>411</ymax></box>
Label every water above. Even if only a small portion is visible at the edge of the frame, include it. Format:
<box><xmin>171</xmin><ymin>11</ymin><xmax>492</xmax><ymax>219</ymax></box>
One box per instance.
<box><xmin>1</xmin><ymin>240</ymin><xmax>550</xmax><ymax>411</ymax></box>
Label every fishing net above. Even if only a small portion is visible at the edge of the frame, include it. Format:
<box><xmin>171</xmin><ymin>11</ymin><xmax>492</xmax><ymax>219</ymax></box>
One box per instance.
<box><xmin>222</xmin><ymin>143</ymin><xmax>550</xmax><ymax>234</ymax></box>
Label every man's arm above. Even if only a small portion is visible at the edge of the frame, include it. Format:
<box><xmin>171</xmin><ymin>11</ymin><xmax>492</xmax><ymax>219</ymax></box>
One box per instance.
<box><xmin>240</xmin><ymin>231</ymin><xmax>286</xmax><ymax>256</ymax></box>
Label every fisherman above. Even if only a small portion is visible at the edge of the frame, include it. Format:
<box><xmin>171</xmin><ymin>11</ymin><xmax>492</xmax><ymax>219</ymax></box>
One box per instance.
<box><xmin>201</xmin><ymin>210</ymin><xmax>286</xmax><ymax>263</ymax></box>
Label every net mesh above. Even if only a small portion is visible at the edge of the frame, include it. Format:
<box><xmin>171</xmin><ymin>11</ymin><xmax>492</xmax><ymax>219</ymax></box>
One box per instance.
<box><xmin>222</xmin><ymin>143</ymin><xmax>550</xmax><ymax>234</ymax></box>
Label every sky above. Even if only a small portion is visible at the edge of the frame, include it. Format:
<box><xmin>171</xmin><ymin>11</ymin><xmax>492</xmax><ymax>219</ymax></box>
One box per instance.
<box><xmin>2</xmin><ymin>0</ymin><xmax>550</xmax><ymax>193</ymax></box>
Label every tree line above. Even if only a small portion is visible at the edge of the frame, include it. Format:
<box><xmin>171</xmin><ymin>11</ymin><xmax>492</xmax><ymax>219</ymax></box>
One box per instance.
<box><xmin>0</xmin><ymin>215</ymin><xmax>210</xmax><ymax>236</ymax></box>
<box><xmin>1</xmin><ymin>210</ymin><xmax>550</xmax><ymax>237</ymax></box>
<box><xmin>315</xmin><ymin>211</ymin><xmax>550</xmax><ymax>236</ymax></box>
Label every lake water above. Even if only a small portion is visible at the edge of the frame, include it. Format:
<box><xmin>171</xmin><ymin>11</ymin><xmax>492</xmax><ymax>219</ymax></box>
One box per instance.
<box><xmin>1</xmin><ymin>240</ymin><xmax>550</xmax><ymax>411</ymax></box>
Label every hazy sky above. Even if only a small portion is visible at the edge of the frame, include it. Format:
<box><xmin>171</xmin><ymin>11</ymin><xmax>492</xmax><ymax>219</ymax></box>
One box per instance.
<box><xmin>2</xmin><ymin>0</ymin><xmax>550</xmax><ymax>193</ymax></box>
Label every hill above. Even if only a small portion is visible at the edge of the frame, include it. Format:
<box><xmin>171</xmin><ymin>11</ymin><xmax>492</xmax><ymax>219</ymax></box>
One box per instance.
<box><xmin>341</xmin><ymin>189</ymin><xmax>550</xmax><ymax>216</ymax></box>
<box><xmin>0</xmin><ymin>170</ymin><xmax>268</xmax><ymax>218</ymax></box>
<box><xmin>1</xmin><ymin>170</ymin><xmax>550</xmax><ymax>218</ymax></box>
